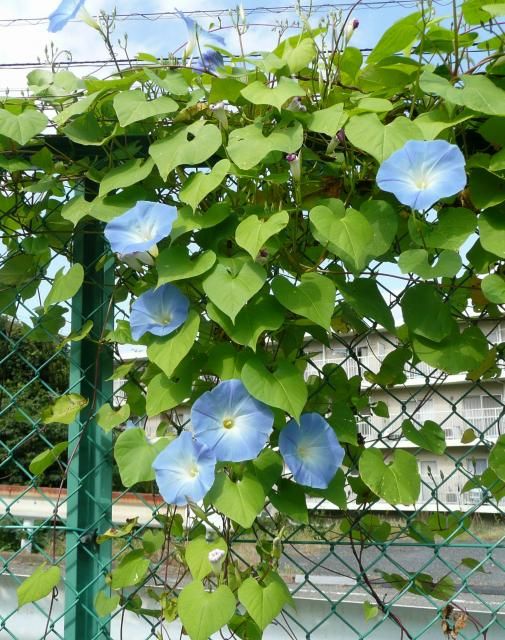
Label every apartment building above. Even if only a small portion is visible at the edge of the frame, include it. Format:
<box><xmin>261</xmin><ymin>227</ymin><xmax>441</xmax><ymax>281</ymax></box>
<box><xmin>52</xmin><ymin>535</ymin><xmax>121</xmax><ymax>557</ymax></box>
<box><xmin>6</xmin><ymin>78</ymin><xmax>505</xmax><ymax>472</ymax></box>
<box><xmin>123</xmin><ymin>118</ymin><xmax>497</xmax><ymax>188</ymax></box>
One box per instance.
<box><xmin>304</xmin><ymin>321</ymin><xmax>504</xmax><ymax>513</ymax></box>
<box><xmin>116</xmin><ymin>321</ymin><xmax>504</xmax><ymax>513</ymax></box>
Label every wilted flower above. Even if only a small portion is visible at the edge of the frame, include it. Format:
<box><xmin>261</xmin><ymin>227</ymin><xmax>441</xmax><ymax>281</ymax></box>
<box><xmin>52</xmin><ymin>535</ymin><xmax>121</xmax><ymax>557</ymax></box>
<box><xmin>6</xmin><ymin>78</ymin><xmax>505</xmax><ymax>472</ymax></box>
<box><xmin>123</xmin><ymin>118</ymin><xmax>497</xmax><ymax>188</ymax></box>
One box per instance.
<box><xmin>130</xmin><ymin>284</ymin><xmax>189</xmax><ymax>341</ymax></box>
<box><xmin>152</xmin><ymin>431</ymin><xmax>216</xmax><ymax>506</ymax></box>
<box><xmin>104</xmin><ymin>201</ymin><xmax>177</xmax><ymax>255</ymax></box>
<box><xmin>376</xmin><ymin>140</ymin><xmax>466</xmax><ymax>211</ymax></box>
<box><xmin>191</xmin><ymin>379</ymin><xmax>274</xmax><ymax>462</ymax></box>
<box><xmin>279</xmin><ymin>413</ymin><xmax>345</xmax><ymax>489</ymax></box>
<box><xmin>48</xmin><ymin>0</ymin><xmax>86</xmax><ymax>32</ymax></box>
<box><xmin>286</xmin><ymin>97</ymin><xmax>307</xmax><ymax>112</ymax></box>
<box><xmin>208</xmin><ymin>548</ymin><xmax>226</xmax><ymax>574</ymax></box>
<box><xmin>286</xmin><ymin>153</ymin><xmax>301</xmax><ymax>182</ymax></box>
<box><xmin>118</xmin><ymin>251</ymin><xmax>155</xmax><ymax>270</ymax></box>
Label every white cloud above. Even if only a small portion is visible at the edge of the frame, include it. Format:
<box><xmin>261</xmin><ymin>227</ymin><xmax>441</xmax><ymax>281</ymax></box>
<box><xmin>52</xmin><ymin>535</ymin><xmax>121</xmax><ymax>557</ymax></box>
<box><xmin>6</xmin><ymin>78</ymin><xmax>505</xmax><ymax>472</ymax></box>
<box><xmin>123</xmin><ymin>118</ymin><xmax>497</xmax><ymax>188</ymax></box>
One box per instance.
<box><xmin>0</xmin><ymin>1</ymin><xmax>412</xmax><ymax>92</ymax></box>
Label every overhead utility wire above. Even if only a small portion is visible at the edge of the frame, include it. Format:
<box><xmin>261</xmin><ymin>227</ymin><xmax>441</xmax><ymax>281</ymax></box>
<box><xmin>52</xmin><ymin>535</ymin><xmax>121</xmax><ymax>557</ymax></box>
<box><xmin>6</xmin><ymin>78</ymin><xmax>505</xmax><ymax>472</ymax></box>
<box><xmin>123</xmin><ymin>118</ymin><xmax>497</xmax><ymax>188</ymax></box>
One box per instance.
<box><xmin>0</xmin><ymin>0</ymin><xmax>452</xmax><ymax>27</ymax></box>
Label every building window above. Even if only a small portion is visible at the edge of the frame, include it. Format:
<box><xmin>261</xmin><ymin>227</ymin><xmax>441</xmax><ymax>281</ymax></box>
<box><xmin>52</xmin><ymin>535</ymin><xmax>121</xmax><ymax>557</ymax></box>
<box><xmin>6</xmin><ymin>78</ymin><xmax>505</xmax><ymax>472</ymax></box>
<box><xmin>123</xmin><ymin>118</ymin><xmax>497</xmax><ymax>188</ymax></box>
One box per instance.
<box><xmin>462</xmin><ymin>394</ymin><xmax>503</xmax><ymax>437</ymax></box>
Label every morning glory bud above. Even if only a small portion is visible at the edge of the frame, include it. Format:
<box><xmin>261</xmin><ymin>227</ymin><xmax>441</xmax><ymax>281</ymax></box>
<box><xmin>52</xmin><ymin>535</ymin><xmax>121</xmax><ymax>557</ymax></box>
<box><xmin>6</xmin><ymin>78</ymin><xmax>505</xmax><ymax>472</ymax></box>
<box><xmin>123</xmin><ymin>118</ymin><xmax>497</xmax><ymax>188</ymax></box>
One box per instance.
<box><xmin>272</xmin><ymin>536</ymin><xmax>283</xmax><ymax>559</ymax></box>
<box><xmin>286</xmin><ymin>153</ymin><xmax>301</xmax><ymax>182</ymax></box>
<box><xmin>344</xmin><ymin>18</ymin><xmax>359</xmax><ymax>44</ymax></box>
<box><xmin>208</xmin><ymin>548</ymin><xmax>226</xmax><ymax>575</ymax></box>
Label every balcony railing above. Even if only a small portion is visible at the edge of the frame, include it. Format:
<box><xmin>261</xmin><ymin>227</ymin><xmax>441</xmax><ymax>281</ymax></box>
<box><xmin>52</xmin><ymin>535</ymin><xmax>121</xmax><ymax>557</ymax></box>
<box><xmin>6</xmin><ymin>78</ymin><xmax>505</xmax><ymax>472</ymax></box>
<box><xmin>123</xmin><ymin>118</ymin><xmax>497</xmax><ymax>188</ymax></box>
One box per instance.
<box><xmin>305</xmin><ymin>354</ymin><xmax>381</xmax><ymax>381</ymax></box>
<box><xmin>358</xmin><ymin>407</ymin><xmax>504</xmax><ymax>443</ymax></box>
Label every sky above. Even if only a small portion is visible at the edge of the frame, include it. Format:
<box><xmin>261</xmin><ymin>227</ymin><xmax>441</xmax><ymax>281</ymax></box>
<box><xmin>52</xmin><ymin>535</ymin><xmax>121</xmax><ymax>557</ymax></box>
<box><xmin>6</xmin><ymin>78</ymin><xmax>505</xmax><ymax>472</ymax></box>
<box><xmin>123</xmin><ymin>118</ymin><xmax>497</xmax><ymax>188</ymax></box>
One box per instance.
<box><xmin>0</xmin><ymin>0</ymin><xmax>420</xmax><ymax>94</ymax></box>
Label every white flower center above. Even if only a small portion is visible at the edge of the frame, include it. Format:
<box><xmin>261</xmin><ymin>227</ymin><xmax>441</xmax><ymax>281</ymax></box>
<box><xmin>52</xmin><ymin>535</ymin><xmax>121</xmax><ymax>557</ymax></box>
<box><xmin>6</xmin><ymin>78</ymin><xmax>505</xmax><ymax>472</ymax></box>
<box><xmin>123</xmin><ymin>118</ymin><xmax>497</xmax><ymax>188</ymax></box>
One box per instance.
<box><xmin>157</xmin><ymin>312</ymin><xmax>172</xmax><ymax>325</ymax></box>
<box><xmin>414</xmin><ymin>176</ymin><xmax>430</xmax><ymax>190</ymax></box>
<box><xmin>188</xmin><ymin>463</ymin><xmax>200</xmax><ymax>478</ymax></box>
<box><xmin>136</xmin><ymin>222</ymin><xmax>156</xmax><ymax>242</ymax></box>
<box><xmin>297</xmin><ymin>444</ymin><xmax>309</xmax><ymax>460</ymax></box>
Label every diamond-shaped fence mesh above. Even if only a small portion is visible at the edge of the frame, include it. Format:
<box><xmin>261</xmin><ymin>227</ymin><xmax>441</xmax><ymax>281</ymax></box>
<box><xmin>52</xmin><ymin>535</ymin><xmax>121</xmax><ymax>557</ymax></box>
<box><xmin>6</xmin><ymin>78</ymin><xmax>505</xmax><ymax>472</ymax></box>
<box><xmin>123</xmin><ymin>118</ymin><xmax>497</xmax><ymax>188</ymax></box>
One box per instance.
<box><xmin>1</xmin><ymin>187</ymin><xmax>505</xmax><ymax>640</ymax></box>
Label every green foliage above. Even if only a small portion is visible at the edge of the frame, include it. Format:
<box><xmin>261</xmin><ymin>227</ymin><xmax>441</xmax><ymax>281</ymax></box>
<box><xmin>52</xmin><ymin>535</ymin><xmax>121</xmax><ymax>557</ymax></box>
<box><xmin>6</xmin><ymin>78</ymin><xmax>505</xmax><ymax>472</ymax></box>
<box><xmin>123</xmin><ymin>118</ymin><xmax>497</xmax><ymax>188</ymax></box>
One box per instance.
<box><xmin>17</xmin><ymin>563</ymin><xmax>60</xmax><ymax>607</ymax></box>
<box><xmin>1</xmin><ymin>4</ymin><xmax>505</xmax><ymax>637</ymax></box>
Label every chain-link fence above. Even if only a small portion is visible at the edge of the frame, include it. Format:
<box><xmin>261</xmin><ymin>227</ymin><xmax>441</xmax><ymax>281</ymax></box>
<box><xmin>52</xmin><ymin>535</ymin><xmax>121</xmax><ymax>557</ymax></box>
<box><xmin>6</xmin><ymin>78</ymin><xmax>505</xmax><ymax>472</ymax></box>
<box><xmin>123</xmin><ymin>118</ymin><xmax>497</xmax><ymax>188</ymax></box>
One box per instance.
<box><xmin>0</xmin><ymin>186</ymin><xmax>504</xmax><ymax>640</ymax></box>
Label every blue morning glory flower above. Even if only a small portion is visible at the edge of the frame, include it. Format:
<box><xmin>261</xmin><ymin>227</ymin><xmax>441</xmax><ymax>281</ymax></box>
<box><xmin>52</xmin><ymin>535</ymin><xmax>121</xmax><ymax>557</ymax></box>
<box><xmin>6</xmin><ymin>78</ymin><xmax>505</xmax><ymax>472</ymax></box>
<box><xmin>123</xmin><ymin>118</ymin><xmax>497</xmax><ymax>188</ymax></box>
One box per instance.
<box><xmin>191</xmin><ymin>379</ymin><xmax>274</xmax><ymax>462</ymax></box>
<box><xmin>130</xmin><ymin>284</ymin><xmax>189</xmax><ymax>341</ymax></box>
<box><xmin>177</xmin><ymin>10</ymin><xmax>226</xmax><ymax>58</ymax></box>
<box><xmin>48</xmin><ymin>0</ymin><xmax>85</xmax><ymax>32</ymax></box>
<box><xmin>376</xmin><ymin>140</ymin><xmax>466</xmax><ymax>211</ymax></box>
<box><xmin>194</xmin><ymin>50</ymin><xmax>225</xmax><ymax>74</ymax></box>
<box><xmin>152</xmin><ymin>431</ymin><xmax>216</xmax><ymax>506</ymax></box>
<box><xmin>104</xmin><ymin>201</ymin><xmax>177</xmax><ymax>255</ymax></box>
<box><xmin>279</xmin><ymin>413</ymin><xmax>344</xmax><ymax>489</ymax></box>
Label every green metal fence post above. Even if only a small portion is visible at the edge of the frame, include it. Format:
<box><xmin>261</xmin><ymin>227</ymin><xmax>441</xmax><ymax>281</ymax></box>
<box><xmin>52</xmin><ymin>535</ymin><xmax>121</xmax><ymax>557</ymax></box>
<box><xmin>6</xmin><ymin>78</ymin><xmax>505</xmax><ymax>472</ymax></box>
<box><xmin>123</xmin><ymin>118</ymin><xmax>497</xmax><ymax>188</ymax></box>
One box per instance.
<box><xmin>64</xmin><ymin>217</ymin><xmax>114</xmax><ymax>640</ymax></box>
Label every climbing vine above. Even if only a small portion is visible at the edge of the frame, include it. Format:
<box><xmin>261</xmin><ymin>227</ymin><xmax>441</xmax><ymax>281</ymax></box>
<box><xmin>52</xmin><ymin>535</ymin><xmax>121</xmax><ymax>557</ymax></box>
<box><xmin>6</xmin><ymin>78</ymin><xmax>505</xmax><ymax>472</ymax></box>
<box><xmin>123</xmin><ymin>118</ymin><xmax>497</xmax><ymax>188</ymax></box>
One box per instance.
<box><xmin>1</xmin><ymin>2</ymin><xmax>505</xmax><ymax>638</ymax></box>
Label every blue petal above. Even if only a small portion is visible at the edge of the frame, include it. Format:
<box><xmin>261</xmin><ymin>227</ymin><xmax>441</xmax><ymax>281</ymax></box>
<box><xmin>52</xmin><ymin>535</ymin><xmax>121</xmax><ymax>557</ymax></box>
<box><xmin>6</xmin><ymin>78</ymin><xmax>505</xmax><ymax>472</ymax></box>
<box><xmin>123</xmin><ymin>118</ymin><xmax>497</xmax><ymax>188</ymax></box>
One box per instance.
<box><xmin>152</xmin><ymin>432</ymin><xmax>216</xmax><ymax>506</ymax></box>
<box><xmin>279</xmin><ymin>413</ymin><xmax>344</xmax><ymax>489</ymax></box>
<box><xmin>105</xmin><ymin>201</ymin><xmax>177</xmax><ymax>255</ymax></box>
<box><xmin>130</xmin><ymin>284</ymin><xmax>189</xmax><ymax>341</ymax></box>
<box><xmin>192</xmin><ymin>379</ymin><xmax>274</xmax><ymax>462</ymax></box>
<box><xmin>176</xmin><ymin>10</ymin><xmax>226</xmax><ymax>48</ymax></box>
<box><xmin>377</xmin><ymin>140</ymin><xmax>466</xmax><ymax>211</ymax></box>
<box><xmin>195</xmin><ymin>50</ymin><xmax>225</xmax><ymax>74</ymax></box>
<box><xmin>48</xmin><ymin>0</ymin><xmax>85</xmax><ymax>32</ymax></box>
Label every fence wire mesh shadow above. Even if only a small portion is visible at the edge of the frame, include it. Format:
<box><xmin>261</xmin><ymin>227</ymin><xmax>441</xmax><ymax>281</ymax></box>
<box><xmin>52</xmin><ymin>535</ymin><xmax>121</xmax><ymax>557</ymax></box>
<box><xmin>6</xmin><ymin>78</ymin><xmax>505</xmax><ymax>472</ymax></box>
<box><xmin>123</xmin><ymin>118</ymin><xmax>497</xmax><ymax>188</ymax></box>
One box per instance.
<box><xmin>1</xmin><ymin>194</ymin><xmax>505</xmax><ymax>640</ymax></box>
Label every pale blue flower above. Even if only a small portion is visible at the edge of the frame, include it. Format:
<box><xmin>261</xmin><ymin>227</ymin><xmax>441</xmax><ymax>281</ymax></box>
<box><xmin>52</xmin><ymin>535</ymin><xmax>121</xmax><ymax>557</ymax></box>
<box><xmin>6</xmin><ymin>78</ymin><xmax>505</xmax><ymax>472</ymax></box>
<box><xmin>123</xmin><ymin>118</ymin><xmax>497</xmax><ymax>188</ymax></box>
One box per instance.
<box><xmin>279</xmin><ymin>413</ymin><xmax>344</xmax><ymax>489</ymax></box>
<box><xmin>177</xmin><ymin>10</ymin><xmax>226</xmax><ymax>58</ymax></box>
<box><xmin>376</xmin><ymin>140</ymin><xmax>466</xmax><ymax>211</ymax></box>
<box><xmin>191</xmin><ymin>379</ymin><xmax>274</xmax><ymax>462</ymax></box>
<box><xmin>48</xmin><ymin>0</ymin><xmax>86</xmax><ymax>32</ymax></box>
<box><xmin>104</xmin><ymin>201</ymin><xmax>177</xmax><ymax>255</ymax></box>
<box><xmin>130</xmin><ymin>284</ymin><xmax>189</xmax><ymax>341</ymax></box>
<box><xmin>152</xmin><ymin>431</ymin><xmax>216</xmax><ymax>506</ymax></box>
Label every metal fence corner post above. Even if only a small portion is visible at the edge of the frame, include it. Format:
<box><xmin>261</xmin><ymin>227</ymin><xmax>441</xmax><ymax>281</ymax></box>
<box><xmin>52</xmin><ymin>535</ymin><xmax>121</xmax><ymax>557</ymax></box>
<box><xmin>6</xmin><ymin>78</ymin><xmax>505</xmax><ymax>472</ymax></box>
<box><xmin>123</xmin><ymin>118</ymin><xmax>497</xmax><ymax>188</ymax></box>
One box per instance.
<box><xmin>64</xmin><ymin>217</ymin><xmax>114</xmax><ymax>640</ymax></box>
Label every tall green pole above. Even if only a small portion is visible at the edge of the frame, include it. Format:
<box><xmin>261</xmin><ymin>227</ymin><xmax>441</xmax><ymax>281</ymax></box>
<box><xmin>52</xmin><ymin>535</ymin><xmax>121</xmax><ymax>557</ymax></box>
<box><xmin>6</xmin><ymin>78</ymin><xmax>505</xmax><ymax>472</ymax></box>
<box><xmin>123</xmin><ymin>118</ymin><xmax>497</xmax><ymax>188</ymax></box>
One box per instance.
<box><xmin>64</xmin><ymin>214</ymin><xmax>114</xmax><ymax>640</ymax></box>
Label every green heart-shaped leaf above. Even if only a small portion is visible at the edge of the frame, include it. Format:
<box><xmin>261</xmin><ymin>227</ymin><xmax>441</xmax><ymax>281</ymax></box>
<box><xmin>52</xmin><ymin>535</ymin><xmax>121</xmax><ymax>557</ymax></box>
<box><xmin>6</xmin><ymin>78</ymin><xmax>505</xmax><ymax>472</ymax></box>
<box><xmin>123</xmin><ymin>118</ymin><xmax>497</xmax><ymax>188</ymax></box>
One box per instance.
<box><xmin>17</xmin><ymin>563</ymin><xmax>60</xmax><ymax>607</ymax></box>
<box><xmin>203</xmin><ymin>262</ymin><xmax>266</xmax><ymax>323</ymax></box>
<box><xmin>359</xmin><ymin>449</ymin><xmax>420</xmax><ymax>505</ymax></box>
<box><xmin>113</xmin><ymin>89</ymin><xmax>178</xmax><ymax>127</ymax></box>
<box><xmin>178</xmin><ymin>582</ymin><xmax>236</xmax><ymax>640</ymax></box>
<box><xmin>0</xmin><ymin>108</ymin><xmax>48</xmax><ymax>145</ymax></box>
<box><xmin>185</xmin><ymin>536</ymin><xmax>227</xmax><ymax>580</ymax></box>
<box><xmin>157</xmin><ymin>247</ymin><xmax>216</xmax><ymax>286</ymax></box>
<box><xmin>241</xmin><ymin>77</ymin><xmax>304</xmax><ymax>111</ymax></box>
<box><xmin>271</xmin><ymin>273</ymin><xmax>335</xmax><ymax>329</ymax></box>
<box><xmin>238</xmin><ymin>574</ymin><xmax>292</xmax><ymax>630</ymax></box>
<box><xmin>235</xmin><ymin>210</ymin><xmax>289</xmax><ymax>259</ymax></box>
<box><xmin>345</xmin><ymin>113</ymin><xmax>423</xmax><ymax>163</ymax></box>
<box><xmin>206</xmin><ymin>471</ymin><xmax>265</xmax><ymax>528</ymax></box>
<box><xmin>146</xmin><ymin>309</ymin><xmax>200</xmax><ymax>378</ymax></box>
<box><xmin>227</xmin><ymin>121</ymin><xmax>303</xmax><ymax>170</ymax></box>
<box><xmin>309</xmin><ymin>203</ymin><xmax>374</xmax><ymax>272</ymax></box>
<box><xmin>114</xmin><ymin>428</ymin><xmax>171</xmax><ymax>487</ymax></box>
<box><xmin>149</xmin><ymin>120</ymin><xmax>222</xmax><ymax>180</ymax></box>
<box><xmin>241</xmin><ymin>357</ymin><xmax>307</xmax><ymax>421</ymax></box>
<box><xmin>180</xmin><ymin>159</ymin><xmax>231</xmax><ymax>212</ymax></box>
<box><xmin>207</xmin><ymin>295</ymin><xmax>284</xmax><ymax>351</ymax></box>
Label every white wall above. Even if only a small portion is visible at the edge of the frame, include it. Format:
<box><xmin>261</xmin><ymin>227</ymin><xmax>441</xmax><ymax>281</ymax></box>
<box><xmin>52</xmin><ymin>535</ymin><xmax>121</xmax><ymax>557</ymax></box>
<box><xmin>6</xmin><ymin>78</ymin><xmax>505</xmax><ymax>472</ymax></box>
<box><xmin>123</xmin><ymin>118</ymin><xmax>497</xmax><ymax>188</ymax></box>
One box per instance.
<box><xmin>1</xmin><ymin>574</ymin><xmax>503</xmax><ymax>640</ymax></box>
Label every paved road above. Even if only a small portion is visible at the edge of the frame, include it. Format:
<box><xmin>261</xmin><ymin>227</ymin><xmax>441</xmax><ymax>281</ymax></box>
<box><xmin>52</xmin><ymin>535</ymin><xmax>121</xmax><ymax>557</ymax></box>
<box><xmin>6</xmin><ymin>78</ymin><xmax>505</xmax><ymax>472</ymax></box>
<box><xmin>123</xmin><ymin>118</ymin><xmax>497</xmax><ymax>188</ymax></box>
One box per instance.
<box><xmin>280</xmin><ymin>541</ymin><xmax>505</xmax><ymax>595</ymax></box>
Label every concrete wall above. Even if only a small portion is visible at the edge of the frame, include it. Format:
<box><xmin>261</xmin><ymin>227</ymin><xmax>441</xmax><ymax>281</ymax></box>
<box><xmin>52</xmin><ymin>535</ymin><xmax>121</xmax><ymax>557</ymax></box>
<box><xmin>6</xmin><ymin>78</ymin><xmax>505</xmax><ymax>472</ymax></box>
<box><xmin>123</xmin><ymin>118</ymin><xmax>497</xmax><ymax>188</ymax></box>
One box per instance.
<box><xmin>1</xmin><ymin>574</ymin><xmax>503</xmax><ymax>640</ymax></box>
